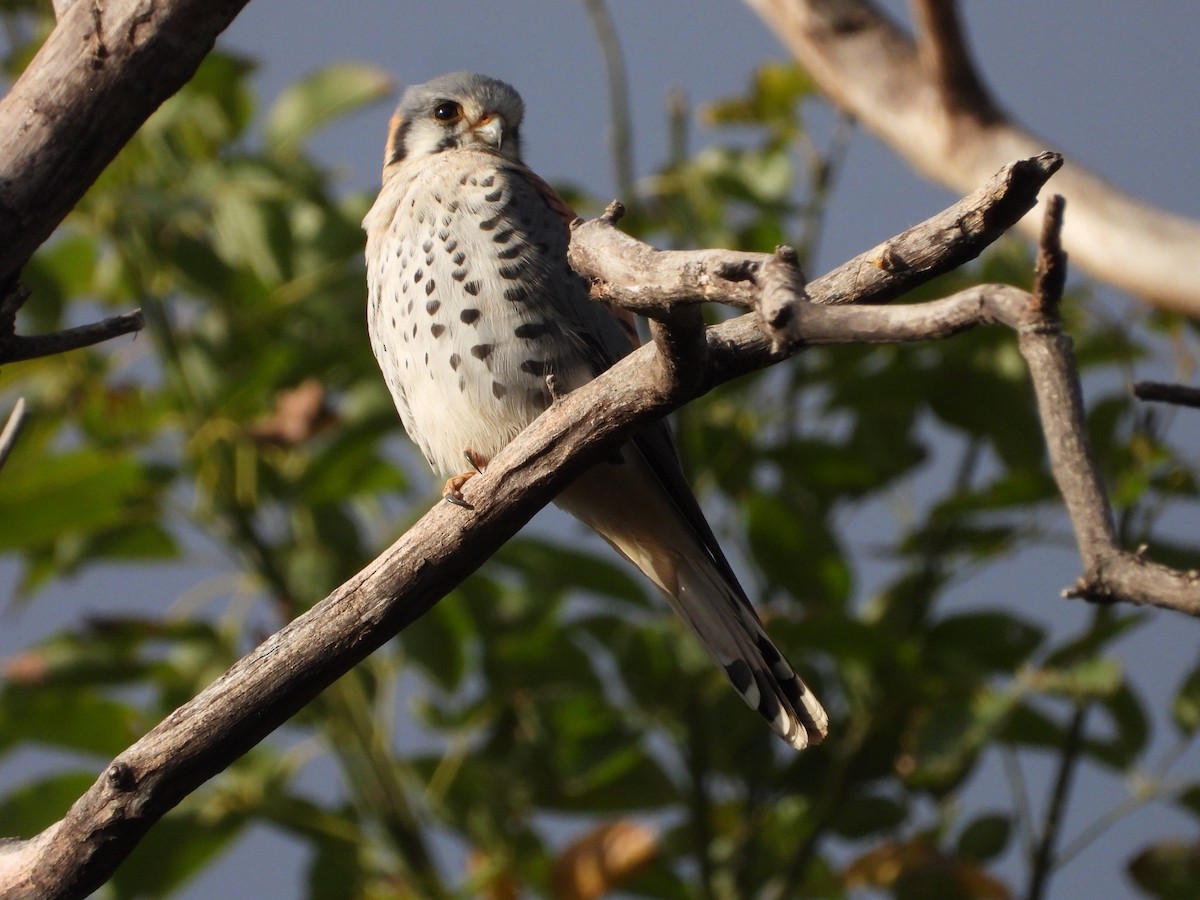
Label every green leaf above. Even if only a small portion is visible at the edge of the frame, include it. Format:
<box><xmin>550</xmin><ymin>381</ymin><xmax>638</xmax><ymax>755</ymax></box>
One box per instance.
<box><xmin>0</xmin><ymin>771</ymin><xmax>96</xmax><ymax>837</ymax></box>
<box><xmin>927</xmin><ymin>611</ymin><xmax>1043</xmax><ymax>675</ymax></box>
<box><xmin>1128</xmin><ymin>840</ymin><xmax>1200</xmax><ymax>900</ymax></box>
<box><xmin>109</xmin><ymin>806</ymin><xmax>247</xmax><ymax>898</ymax></box>
<box><xmin>264</xmin><ymin>63</ymin><xmax>393</xmax><ymax>153</ymax></box>
<box><xmin>957</xmin><ymin>813</ymin><xmax>1011</xmax><ymax>862</ymax></box>
<box><xmin>1172</xmin><ymin>662</ymin><xmax>1200</xmax><ymax>735</ymax></box>
<box><xmin>0</xmin><ymin>447</ymin><xmax>164</xmax><ymax>552</ymax></box>
<box><xmin>830</xmin><ymin>793</ymin><xmax>907</xmax><ymax>838</ymax></box>
<box><xmin>0</xmin><ymin>683</ymin><xmax>139</xmax><ymax>756</ymax></box>
<box><xmin>402</xmin><ymin>595</ymin><xmax>471</xmax><ymax>691</ymax></box>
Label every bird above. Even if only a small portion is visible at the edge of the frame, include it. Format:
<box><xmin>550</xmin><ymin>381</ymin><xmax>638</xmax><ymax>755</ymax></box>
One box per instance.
<box><xmin>363</xmin><ymin>72</ymin><xmax>828</xmax><ymax>750</ymax></box>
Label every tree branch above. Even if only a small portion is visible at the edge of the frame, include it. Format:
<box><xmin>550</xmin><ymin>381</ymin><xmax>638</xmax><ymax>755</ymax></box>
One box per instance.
<box><xmin>742</xmin><ymin>0</ymin><xmax>1200</xmax><ymax>317</ymax></box>
<box><xmin>1132</xmin><ymin>381</ymin><xmax>1200</xmax><ymax>410</ymax></box>
<box><xmin>0</xmin><ymin>0</ymin><xmax>252</xmax><ymax>288</ymax></box>
<box><xmin>5</xmin><ymin>155</ymin><xmax>1198</xmax><ymax>897</ymax></box>
<box><xmin>0</xmin><ymin>156</ymin><xmax>1052</xmax><ymax>899</ymax></box>
<box><xmin>0</xmin><ymin>311</ymin><xmax>145</xmax><ymax>364</ymax></box>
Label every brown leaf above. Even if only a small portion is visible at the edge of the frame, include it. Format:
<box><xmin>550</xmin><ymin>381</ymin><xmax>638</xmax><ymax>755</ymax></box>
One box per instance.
<box><xmin>551</xmin><ymin>821</ymin><xmax>658</xmax><ymax>900</ymax></box>
<box><xmin>249</xmin><ymin>378</ymin><xmax>336</xmax><ymax>446</ymax></box>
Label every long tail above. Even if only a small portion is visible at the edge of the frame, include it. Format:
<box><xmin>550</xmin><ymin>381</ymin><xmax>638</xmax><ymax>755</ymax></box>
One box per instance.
<box><xmin>556</xmin><ymin>453</ymin><xmax>828</xmax><ymax>750</ymax></box>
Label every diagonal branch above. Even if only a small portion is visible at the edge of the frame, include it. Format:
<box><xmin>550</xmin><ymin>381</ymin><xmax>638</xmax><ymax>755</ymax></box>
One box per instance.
<box><xmin>743</xmin><ymin>0</ymin><xmax>1200</xmax><ymax>317</ymax></box>
<box><xmin>0</xmin><ymin>156</ymin><xmax>1058</xmax><ymax>900</ymax></box>
<box><xmin>0</xmin><ymin>0</ymin><xmax>253</xmax><ymax>288</ymax></box>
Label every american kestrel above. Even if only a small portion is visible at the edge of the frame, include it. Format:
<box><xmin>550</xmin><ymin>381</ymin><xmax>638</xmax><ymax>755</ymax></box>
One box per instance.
<box><xmin>363</xmin><ymin>72</ymin><xmax>828</xmax><ymax>749</ymax></box>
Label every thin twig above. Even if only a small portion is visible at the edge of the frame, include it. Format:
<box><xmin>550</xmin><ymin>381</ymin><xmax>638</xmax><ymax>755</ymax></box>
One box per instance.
<box><xmin>1132</xmin><ymin>381</ymin><xmax>1200</xmax><ymax>410</ymax></box>
<box><xmin>1</xmin><ymin>311</ymin><xmax>144</xmax><ymax>364</ymax></box>
<box><xmin>580</xmin><ymin>0</ymin><xmax>636</xmax><ymax>203</ymax></box>
<box><xmin>0</xmin><ymin>398</ymin><xmax>27</xmax><ymax>472</ymax></box>
<box><xmin>1025</xmin><ymin>703</ymin><xmax>1089</xmax><ymax>900</ymax></box>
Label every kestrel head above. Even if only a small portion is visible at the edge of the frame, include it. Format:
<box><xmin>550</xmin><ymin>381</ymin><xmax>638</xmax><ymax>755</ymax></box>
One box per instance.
<box><xmin>383</xmin><ymin>72</ymin><xmax>525</xmax><ymax>171</ymax></box>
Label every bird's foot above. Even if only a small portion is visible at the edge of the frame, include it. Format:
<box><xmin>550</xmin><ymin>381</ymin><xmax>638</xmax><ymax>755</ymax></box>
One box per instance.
<box><xmin>442</xmin><ymin>450</ymin><xmax>487</xmax><ymax>509</ymax></box>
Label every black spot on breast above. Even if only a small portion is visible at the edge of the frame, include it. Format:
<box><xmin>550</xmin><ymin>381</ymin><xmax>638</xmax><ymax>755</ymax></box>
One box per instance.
<box><xmin>460</xmin><ymin>308</ymin><xmax>481</xmax><ymax>325</ymax></box>
<box><xmin>448</xmin><ymin>199</ymin><xmax>460</xmax><ymax>212</ymax></box>
<box><xmin>444</xmin><ymin>238</ymin><xmax>458</xmax><ymax>253</ymax></box>
<box><xmin>484</xmin><ymin>187</ymin><xmax>503</xmax><ymax>203</ymax></box>
<box><xmin>433</xmin><ymin>192</ymin><xmax>443</xmax><ymax>204</ymax></box>
<box><xmin>411</xmin><ymin>323</ymin><xmax>418</xmax><ymax>337</ymax></box>
<box><xmin>471</xmin><ymin>344</ymin><xmax>493</xmax><ymax>359</ymax></box>
<box><xmin>438</xmin><ymin>228</ymin><xmax>450</xmax><ymax>241</ymax></box>
<box><xmin>406</xmin><ymin>299</ymin><xmax>414</xmax><ymax>314</ymax></box>
<box><xmin>493</xmin><ymin>227</ymin><xmax>516</xmax><ymax>244</ymax></box>
<box><xmin>504</xmin><ymin>286</ymin><xmax>531</xmax><ymax>303</ymax></box>
<box><xmin>492</xmin><ymin>381</ymin><xmax>507</xmax><ymax>399</ymax></box>
<box><xmin>416</xmin><ymin>209</ymin><xmax>426</xmax><ymax>224</ymax></box>
<box><xmin>464</xmin><ymin>281</ymin><xmax>482</xmax><ymax>296</ymax></box>
<box><xmin>514</xmin><ymin>322</ymin><xmax>553</xmax><ymax>339</ymax></box>
<box><xmin>480</xmin><ymin>174</ymin><xmax>495</xmax><ymax>188</ymax></box>
<box><xmin>413</xmin><ymin>269</ymin><xmax>423</xmax><ymax>283</ymax></box>
<box><xmin>431</xmin><ymin>323</ymin><xmax>446</xmax><ymax>338</ymax></box>
<box><xmin>426</xmin><ymin>299</ymin><xmax>440</xmax><ymax>314</ymax></box>
<box><xmin>425</xmin><ymin>253</ymin><xmax>435</xmax><ymax>266</ymax></box>
<box><xmin>498</xmin><ymin>263</ymin><xmax>524</xmax><ymax>280</ymax></box>
<box><xmin>496</xmin><ymin>244</ymin><xmax>523</xmax><ymax>260</ymax></box>
<box><xmin>449</xmin><ymin>353</ymin><xmax>461</xmax><ymax>370</ymax></box>
<box><xmin>478</xmin><ymin>214</ymin><xmax>502</xmax><ymax>231</ymax></box>
<box><xmin>451</xmin><ymin>268</ymin><xmax>468</xmax><ymax>282</ymax></box>
<box><xmin>422</xmin><ymin>239</ymin><xmax>433</xmax><ymax>254</ymax></box>
<box><xmin>401</xmin><ymin>281</ymin><xmax>409</xmax><ymax>294</ymax></box>
<box><xmin>425</xmin><ymin>279</ymin><xmax>436</xmax><ymax>296</ymax></box>
<box><xmin>520</xmin><ymin>359</ymin><xmax>549</xmax><ymax>376</ymax></box>
<box><xmin>453</xmin><ymin>251</ymin><xmax>466</xmax><ymax>265</ymax></box>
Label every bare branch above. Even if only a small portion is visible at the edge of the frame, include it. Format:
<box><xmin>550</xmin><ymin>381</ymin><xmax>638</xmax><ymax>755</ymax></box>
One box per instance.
<box><xmin>0</xmin><ymin>0</ymin><xmax>252</xmax><ymax>288</ymax></box>
<box><xmin>1017</xmin><ymin>201</ymin><xmax>1200</xmax><ymax>614</ymax></box>
<box><xmin>0</xmin><ymin>159</ymin><xmax>1052</xmax><ymax>899</ymax></box>
<box><xmin>1</xmin><ymin>311</ymin><xmax>144</xmax><ymax>364</ymax></box>
<box><xmin>743</xmin><ymin>0</ymin><xmax>1200</xmax><ymax>317</ymax></box>
<box><xmin>0</xmin><ymin>398</ymin><xmax>27</xmax><ymax>472</ymax></box>
<box><xmin>908</xmin><ymin>0</ymin><xmax>997</xmax><ymax>115</ymax></box>
<box><xmin>1132</xmin><ymin>381</ymin><xmax>1200</xmax><ymax>410</ymax></box>
<box><xmin>569</xmin><ymin>152</ymin><xmax>1062</xmax><ymax>318</ymax></box>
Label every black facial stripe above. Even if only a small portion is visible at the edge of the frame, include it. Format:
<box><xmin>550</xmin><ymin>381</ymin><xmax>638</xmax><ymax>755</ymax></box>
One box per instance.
<box><xmin>386</xmin><ymin>117</ymin><xmax>414</xmax><ymax>166</ymax></box>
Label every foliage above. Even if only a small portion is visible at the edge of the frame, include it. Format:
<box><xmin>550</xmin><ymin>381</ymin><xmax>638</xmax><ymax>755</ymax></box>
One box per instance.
<box><xmin>2</xmin><ymin>17</ymin><xmax>1200</xmax><ymax>900</ymax></box>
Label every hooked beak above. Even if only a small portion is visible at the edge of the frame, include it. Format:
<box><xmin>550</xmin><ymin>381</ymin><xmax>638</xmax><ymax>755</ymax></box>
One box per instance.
<box><xmin>471</xmin><ymin>113</ymin><xmax>505</xmax><ymax>150</ymax></box>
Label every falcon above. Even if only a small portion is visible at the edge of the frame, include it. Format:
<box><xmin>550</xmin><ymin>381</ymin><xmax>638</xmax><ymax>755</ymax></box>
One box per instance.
<box><xmin>363</xmin><ymin>72</ymin><xmax>828</xmax><ymax>749</ymax></box>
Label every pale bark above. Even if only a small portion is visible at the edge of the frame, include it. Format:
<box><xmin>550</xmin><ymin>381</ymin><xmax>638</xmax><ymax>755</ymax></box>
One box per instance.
<box><xmin>743</xmin><ymin>0</ymin><xmax>1200</xmax><ymax>317</ymax></box>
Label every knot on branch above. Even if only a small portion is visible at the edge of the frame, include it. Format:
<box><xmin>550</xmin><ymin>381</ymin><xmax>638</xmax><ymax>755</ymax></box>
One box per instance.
<box><xmin>758</xmin><ymin>245</ymin><xmax>808</xmax><ymax>352</ymax></box>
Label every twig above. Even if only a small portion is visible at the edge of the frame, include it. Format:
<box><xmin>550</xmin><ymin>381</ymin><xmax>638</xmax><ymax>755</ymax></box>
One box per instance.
<box><xmin>0</xmin><ymin>398</ymin><xmax>27</xmax><ymax>472</ymax></box>
<box><xmin>580</xmin><ymin>0</ymin><xmax>636</xmax><ymax>204</ymax></box>
<box><xmin>1025</xmin><ymin>703</ymin><xmax>1089</xmax><ymax>900</ymax></box>
<box><xmin>1132</xmin><ymin>381</ymin><xmax>1200</xmax><ymax>410</ymax></box>
<box><xmin>0</xmin><ymin>311</ymin><xmax>144</xmax><ymax>364</ymax></box>
<box><xmin>1015</xmin><ymin>202</ymin><xmax>1200</xmax><ymax>612</ymax></box>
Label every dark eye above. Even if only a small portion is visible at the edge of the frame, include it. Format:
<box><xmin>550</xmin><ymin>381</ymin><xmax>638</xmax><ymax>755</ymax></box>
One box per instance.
<box><xmin>433</xmin><ymin>101</ymin><xmax>462</xmax><ymax>122</ymax></box>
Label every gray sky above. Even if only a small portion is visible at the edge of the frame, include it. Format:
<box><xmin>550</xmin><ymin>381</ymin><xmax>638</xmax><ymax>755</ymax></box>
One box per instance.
<box><xmin>3</xmin><ymin>2</ymin><xmax>1200</xmax><ymax>897</ymax></box>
